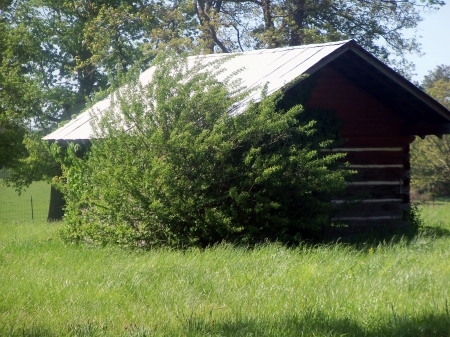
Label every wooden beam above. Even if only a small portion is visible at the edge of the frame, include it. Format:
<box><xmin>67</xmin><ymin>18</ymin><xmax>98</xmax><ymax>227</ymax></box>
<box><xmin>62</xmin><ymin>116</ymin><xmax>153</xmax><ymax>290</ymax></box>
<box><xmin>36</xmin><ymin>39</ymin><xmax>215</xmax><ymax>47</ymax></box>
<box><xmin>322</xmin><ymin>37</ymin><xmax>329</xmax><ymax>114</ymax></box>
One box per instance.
<box><xmin>332</xmin><ymin>216</ymin><xmax>401</xmax><ymax>221</ymax></box>
<box><xmin>322</xmin><ymin>147</ymin><xmax>403</xmax><ymax>152</ymax></box>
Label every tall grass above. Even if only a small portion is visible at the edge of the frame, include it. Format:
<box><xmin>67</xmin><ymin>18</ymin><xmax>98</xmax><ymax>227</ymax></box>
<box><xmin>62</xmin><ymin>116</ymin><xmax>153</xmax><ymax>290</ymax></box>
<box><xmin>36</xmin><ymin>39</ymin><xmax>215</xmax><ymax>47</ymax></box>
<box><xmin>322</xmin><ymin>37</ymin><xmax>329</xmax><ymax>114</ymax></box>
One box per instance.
<box><xmin>1</xmin><ymin>210</ymin><xmax>450</xmax><ymax>336</ymax></box>
<box><xmin>1</xmin><ymin>186</ymin><xmax>449</xmax><ymax>336</ymax></box>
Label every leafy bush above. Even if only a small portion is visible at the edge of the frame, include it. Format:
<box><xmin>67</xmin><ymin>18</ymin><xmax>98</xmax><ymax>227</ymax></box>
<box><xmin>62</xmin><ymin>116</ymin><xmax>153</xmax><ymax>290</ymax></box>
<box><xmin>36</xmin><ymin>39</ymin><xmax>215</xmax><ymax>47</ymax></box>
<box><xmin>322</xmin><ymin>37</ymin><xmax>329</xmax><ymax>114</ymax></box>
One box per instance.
<box><xmin>58</xmin><ymin>54</ymin><xmax>351</xmax><ymax>248</ymax></box>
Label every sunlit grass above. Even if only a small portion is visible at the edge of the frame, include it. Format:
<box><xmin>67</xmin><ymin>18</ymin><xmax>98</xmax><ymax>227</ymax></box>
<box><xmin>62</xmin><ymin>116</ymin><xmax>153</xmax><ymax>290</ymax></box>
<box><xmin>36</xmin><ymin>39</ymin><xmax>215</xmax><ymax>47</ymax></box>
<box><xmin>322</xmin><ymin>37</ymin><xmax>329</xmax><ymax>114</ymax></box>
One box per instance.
<box><xmin>1</xmin><ymin>184</ymin><xmax>449</xmax><ymax>336</ymax></box>
<box><xmin>1</xmin><ymin>213</ymin><xmax>450</xmax><ymax>336</ymax></box>
<box><xmin>0</xmin><ymin>180</ymin><xmax>51</xmax><ymax>223</ymax></box>
<box><xmin>419</xmin><ymin>196</ymin><xmax>450</xmax><ymax>230</ymax></box>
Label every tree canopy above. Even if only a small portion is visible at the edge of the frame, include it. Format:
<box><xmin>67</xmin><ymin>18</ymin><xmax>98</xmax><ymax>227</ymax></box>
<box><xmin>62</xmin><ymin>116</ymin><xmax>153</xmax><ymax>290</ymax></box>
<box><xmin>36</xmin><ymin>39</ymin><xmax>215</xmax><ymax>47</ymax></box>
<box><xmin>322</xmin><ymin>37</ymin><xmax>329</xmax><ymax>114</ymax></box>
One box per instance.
<box><xmin>191</xmin><ymin>0</ymin><xmax>443</xmax><ymax>68</ymax></box>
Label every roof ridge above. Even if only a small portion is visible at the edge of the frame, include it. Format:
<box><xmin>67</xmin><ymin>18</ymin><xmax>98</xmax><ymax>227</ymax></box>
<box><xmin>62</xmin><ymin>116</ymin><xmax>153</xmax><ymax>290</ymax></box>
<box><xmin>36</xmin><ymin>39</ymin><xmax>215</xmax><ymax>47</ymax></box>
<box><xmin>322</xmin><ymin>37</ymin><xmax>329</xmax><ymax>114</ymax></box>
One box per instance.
<box><xmin>192</xmin><ymin>40</ymin><xmax>353</xmax><ymax>59</ymax></box>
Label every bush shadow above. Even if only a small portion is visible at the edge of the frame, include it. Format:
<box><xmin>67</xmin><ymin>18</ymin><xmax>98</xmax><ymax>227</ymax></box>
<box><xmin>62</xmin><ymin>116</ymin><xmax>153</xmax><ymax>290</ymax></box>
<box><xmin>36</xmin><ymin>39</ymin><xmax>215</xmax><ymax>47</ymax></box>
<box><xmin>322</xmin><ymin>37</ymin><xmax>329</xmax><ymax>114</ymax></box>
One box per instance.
<box><xmin>318</xmin><ymin>216</ymin><xmax>450</xmax><ymax>251</ymax></box>
<box><xmin>420</xmin><ymin>225</ymin><xmax>450</xmax><ymax>239</ymax></box>
<box><xmin>1</xmin><ymin>325</ymin><xmax>56</xmax><ymax>337</ymax></box>
<box><xmin>6</xmin><ymin>310</ymin><xmax>450</xmax><ymax>336</ymax></box>
<box><xmin>318</xmin><ymin>221</ymin><xmax>419</xmax><ymax>249</ymax></box>
<box><xmin>178</xmin><ymin>310</ymin><xmax>450</xmax><ymax>337</ymax></box>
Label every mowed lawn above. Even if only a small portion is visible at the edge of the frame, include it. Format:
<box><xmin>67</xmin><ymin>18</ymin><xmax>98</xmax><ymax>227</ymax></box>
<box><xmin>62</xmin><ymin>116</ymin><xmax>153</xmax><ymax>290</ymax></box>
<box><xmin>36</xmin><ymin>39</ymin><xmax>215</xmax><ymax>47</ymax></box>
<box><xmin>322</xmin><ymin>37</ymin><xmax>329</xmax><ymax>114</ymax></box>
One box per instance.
<box><xmin>1</xmin><ymin>183</ymin><xmax>450</xmax><ymax>336</ymax></box>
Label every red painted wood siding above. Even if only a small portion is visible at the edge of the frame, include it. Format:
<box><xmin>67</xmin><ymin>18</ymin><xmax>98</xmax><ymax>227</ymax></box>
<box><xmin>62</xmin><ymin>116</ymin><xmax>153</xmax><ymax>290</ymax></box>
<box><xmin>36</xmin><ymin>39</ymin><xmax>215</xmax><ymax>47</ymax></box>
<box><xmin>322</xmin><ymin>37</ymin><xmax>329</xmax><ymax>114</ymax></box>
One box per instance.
<box><xmin>306</xmin><ymin>65</ymin><xmax>414</xmax><ymax>226</ymax></box>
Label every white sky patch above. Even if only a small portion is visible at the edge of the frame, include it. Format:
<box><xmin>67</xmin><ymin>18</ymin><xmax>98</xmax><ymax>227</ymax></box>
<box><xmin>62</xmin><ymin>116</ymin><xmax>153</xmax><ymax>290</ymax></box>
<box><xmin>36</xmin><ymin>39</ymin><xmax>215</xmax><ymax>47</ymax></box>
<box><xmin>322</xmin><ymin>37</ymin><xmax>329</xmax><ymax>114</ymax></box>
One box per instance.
<box><xmin>403</xmin><ymin>4</ymin><xmax>450</xmax><ymax>83</ymax></box>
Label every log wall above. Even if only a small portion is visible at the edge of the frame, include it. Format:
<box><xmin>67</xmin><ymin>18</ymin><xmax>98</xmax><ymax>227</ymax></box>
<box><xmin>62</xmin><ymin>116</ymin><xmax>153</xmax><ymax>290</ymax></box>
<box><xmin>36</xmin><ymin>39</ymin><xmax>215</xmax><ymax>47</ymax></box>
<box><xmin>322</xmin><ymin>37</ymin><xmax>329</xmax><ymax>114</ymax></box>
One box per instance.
<box><xmin>306</xmin><ymin>65</ymin><xmax>415</xmax><ymax>229</ymax></box>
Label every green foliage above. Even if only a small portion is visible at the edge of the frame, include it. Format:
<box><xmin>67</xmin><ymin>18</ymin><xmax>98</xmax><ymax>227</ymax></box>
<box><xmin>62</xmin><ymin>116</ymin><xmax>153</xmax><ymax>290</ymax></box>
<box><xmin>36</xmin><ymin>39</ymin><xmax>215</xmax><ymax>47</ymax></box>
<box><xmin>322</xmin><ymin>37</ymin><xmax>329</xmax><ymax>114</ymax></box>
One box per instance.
<box><xmin>411</xmin><ymin>135</ymin><xmax>450</xmax><ymax>195</ymax></box>
<box><xmin>59</xmin><ymin>55</ymin><xmax>351</xmax><ymax>248</ymax></box>
<box><xmin>0</xmin><ymin>0</ymin><xmax>189</xmax><ymax>191</ymax></box>
<box><xmin>403</xmin><ymin>203</ymin><xmax>424</xmax><ymax>234</ymax></box>
<box><xmin>192</xmin><ymin>0</ymin><xmax>443</xmax><ymax>73</ymax></box>
<box><xmin>422</xmin><ymin>64</ymin><xmax>450</xmax><ymax>91</ymax></box>
<box><xmin>2</xmin><ymin>132</ymin><xmax>61</xmax><ymax>192</ymax></box>
<box><xmin>411</xmin><ymin>65</ymin><xmax>450</xmax><ymax>195</ymax></box>
<box><xmin>427</xmin><ymin>78</ymin><xmax>450</xmax><ymax>108</ymax></box>
<box><xmin>0</xmin><ymin>118</ymin><xmax>27</xmax><ymax>169</ymax></box>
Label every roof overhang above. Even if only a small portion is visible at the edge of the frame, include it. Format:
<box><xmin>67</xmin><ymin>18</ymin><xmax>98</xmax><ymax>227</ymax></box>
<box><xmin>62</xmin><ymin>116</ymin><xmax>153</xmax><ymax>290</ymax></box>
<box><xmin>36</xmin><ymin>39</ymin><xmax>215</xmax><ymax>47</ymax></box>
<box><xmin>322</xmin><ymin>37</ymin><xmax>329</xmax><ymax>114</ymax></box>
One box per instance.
<box><xmin>293</xmin><ymin>40</ymin><xmax>450</xmax><ymax>136</ymax></box>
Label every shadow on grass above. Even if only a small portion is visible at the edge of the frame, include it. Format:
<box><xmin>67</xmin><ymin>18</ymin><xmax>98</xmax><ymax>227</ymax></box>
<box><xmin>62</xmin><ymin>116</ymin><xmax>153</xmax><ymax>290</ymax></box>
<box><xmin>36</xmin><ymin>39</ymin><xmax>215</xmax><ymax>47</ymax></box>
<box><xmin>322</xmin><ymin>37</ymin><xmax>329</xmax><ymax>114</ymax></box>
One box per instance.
<box><xmin>420</xmin><ymin>225</ymin><xmax>450</xmax><ymax>239</ymax></box>
<box><xmin>173</xmin><ymin>309</ymin><xmax>450</xmax><ymax>337</ymax></box>
<box><xmin>319</xmin><ymin>220</ymin><xmax>450</xmax><ymax>251</ymax></box>
<box><xmin>2</xmin><ymin>325</ymin><xmax>55</xmax><ymax>337</ymax></box>
<box><xmin>5</xmin><ymin>311</ymin><xmax>450</xmax><ymax>337</ymax></box>
<box><xmin>318</xmin><ymin>222</ymin><xmax>419</xmax><ymax>248</ymax></box>
<box><xmin>2</xmin><ymin>320</ymin><xmax>109</xmax><ymax>337</ymax></box>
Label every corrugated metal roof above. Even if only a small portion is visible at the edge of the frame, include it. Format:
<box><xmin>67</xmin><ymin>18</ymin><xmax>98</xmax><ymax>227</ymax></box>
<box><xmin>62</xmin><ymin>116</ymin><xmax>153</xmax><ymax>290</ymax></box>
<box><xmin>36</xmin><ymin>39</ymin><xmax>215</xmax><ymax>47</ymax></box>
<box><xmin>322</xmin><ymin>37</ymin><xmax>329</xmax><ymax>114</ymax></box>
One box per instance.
<box><xmin>43</xmin><ymin>40</ymin><xmax>351</xmax><ymax>141</ymax></box>
<box><xmin>43</xmin><ymin>39</ymin><xmax>450</xmax><ymax>141</ymax></box>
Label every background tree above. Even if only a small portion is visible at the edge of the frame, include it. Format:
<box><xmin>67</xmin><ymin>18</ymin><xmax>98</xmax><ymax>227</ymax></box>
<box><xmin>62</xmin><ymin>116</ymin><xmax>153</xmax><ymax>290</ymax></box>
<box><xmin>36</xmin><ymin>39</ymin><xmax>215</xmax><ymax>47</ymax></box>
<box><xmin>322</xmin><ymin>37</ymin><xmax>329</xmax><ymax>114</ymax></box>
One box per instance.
<box><xmin>191</xmin><ymin>0</ymin><xmax>444</xmax><ymax>73</ymax></box>
<box><xmin>422</xmin><ymin>65</ymin><xmax>450</xmax><ymax>91</ymax></box>
<box><xmin>411</xmin><ymin>65</ymin><xmax>450</xmax><ymax>196</ymax></box>
<box><xmin>0</xmin><ymin>18</ymin><xmax>36</xmax><ymax>170</ymax></box>
<box><xmin>0</xmin><ymin>0</ymin><xmax>195</xmax><ymax>219</ymax></box>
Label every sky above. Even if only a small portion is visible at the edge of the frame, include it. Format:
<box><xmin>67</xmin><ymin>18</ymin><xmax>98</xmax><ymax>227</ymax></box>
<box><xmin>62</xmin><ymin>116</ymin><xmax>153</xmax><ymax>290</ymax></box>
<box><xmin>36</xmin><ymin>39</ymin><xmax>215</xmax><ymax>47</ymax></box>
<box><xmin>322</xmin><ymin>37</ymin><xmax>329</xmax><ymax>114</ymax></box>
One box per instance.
<box><xmin>405</xmin><ymin>3</ymin><xmax>450</xmax><ymax>83</ymax></box>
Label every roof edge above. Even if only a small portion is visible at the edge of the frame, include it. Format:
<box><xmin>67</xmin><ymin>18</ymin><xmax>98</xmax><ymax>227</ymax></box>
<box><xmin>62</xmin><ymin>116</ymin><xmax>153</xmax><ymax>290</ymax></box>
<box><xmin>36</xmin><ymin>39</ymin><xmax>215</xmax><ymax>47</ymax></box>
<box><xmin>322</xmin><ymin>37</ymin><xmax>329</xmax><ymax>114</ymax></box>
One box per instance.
<box><xmin>279</xmin><ymin>40</ymin><xmax>355</xmax><ymax>93</ymax></box>
<box><xmin>283</xmin><ymin>39</ymin><xmax>450</xmax><ymax>123</ymax></box>
<box><xmin>347</xmin><ymin>41</ymin><xmax>450</xmax><ymax>122</ymax></box>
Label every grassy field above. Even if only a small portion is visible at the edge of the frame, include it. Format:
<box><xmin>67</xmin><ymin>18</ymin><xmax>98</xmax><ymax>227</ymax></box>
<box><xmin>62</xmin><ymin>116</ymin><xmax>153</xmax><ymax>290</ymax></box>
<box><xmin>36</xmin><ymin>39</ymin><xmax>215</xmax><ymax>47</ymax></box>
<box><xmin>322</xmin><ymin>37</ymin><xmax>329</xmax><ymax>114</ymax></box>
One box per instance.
<box><xmin>1</xmin><ymin>183</ymin><xmax>450</xmax><ymax>336</ymax></box>
<box><xmin>420</xmin><ymin>197</ymin><xmax>450</xmax><ymax>228</ymax></box>
<box><xmin>0</xmin><ymin>180</ymin><xmax>51</xmax><ymax>223</ymax></box>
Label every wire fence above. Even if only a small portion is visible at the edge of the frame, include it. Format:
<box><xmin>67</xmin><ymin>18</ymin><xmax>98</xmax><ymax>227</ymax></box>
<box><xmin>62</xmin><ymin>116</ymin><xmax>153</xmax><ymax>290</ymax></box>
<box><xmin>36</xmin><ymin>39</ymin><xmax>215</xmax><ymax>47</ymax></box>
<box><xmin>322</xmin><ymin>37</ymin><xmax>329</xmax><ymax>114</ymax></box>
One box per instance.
<box><xmin>0</xmin><ymin>180</ymin><xmax>51</xmax><ymax>223</ymax></box>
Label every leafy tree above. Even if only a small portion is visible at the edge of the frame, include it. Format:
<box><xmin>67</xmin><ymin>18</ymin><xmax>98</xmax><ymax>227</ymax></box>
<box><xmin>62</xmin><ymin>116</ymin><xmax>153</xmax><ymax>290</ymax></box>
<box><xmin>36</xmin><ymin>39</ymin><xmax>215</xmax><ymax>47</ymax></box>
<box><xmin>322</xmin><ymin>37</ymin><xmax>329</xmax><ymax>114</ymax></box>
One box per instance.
<box><xmin>0</xmin><ymin>0</ymin><xmax>196</xmax><ymax>133</ymax></box>
<box><xmin>0</xmin><ymin>0</ymin><xmax>195</xmax><ymax>219</ymax></box>
<box><xmin>0</xmin><ymin>18</ymin><xmax>36</xmax><ymax>170</ymax></box>
<box><xmin>0</xmin><ymin>0</ymin><xmax>184</xmax><ymax>140</ymax></box>
<box><xmin>59</xmin><ymin>54</ymin><xmax>351</xmax><ymax>248</ymax></box>
<box><xmin>0</xmin><ymin>120</ymin><xmax>26</xmax><ymax>170</ymax></box>
<box><xmin>423</xmin><ymin>65</ymin><xmax>450</xmax><ymax>91</ymax></box>
<box><xmin>411</xmin><ymin>65</ymin><xmax>450</xmax><ymax>195</ymax></box>
<box><xmin>191</xmin><ymin>0</ymin><xmax>444</xmax><ymax>72</ymax></box>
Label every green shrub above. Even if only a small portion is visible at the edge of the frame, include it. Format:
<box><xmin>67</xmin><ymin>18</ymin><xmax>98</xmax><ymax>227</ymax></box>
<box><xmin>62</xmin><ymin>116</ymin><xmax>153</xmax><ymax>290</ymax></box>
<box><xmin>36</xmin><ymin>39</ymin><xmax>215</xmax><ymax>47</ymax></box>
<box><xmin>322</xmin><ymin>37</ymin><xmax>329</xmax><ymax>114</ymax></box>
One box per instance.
<box><xmin>58</xmin><ymin>54</ymin><xmax>352</xmax><ymax>248</ymax></box>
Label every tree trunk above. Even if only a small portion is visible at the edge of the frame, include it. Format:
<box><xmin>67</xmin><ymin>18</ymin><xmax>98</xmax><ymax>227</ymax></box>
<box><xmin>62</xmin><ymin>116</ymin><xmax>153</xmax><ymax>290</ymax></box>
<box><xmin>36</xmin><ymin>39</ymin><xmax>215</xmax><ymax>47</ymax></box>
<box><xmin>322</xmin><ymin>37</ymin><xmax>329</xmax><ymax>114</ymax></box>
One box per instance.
<box><xmin>47</xmin><ymin>185</ymin><xmax>65</xmax><ymax>221</ymax></box>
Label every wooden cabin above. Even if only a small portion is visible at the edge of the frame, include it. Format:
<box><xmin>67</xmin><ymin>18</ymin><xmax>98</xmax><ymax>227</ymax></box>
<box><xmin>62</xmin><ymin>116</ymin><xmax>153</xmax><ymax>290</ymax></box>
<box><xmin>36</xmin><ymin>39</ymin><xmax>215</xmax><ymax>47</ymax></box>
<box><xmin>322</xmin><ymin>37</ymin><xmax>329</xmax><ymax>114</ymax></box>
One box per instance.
<box><xmin>301</xmin><ymin>46</ymin><xmax>450</xmax><ymax>230</ymax></box>
<box><xmin>44</xmin><ymin>40</ymin><xmax>450</xmax><ymax>231</ymax></box>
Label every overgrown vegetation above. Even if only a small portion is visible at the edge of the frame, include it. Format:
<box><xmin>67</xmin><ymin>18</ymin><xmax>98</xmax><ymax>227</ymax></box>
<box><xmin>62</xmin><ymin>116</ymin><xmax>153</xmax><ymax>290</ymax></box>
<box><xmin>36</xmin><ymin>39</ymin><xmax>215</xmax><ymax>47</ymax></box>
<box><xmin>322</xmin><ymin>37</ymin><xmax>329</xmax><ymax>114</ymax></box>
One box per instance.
<box><xmin>56</xmin><ymin>55</ymin><xmax>351</xmax><ymax>248</ymax></box>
